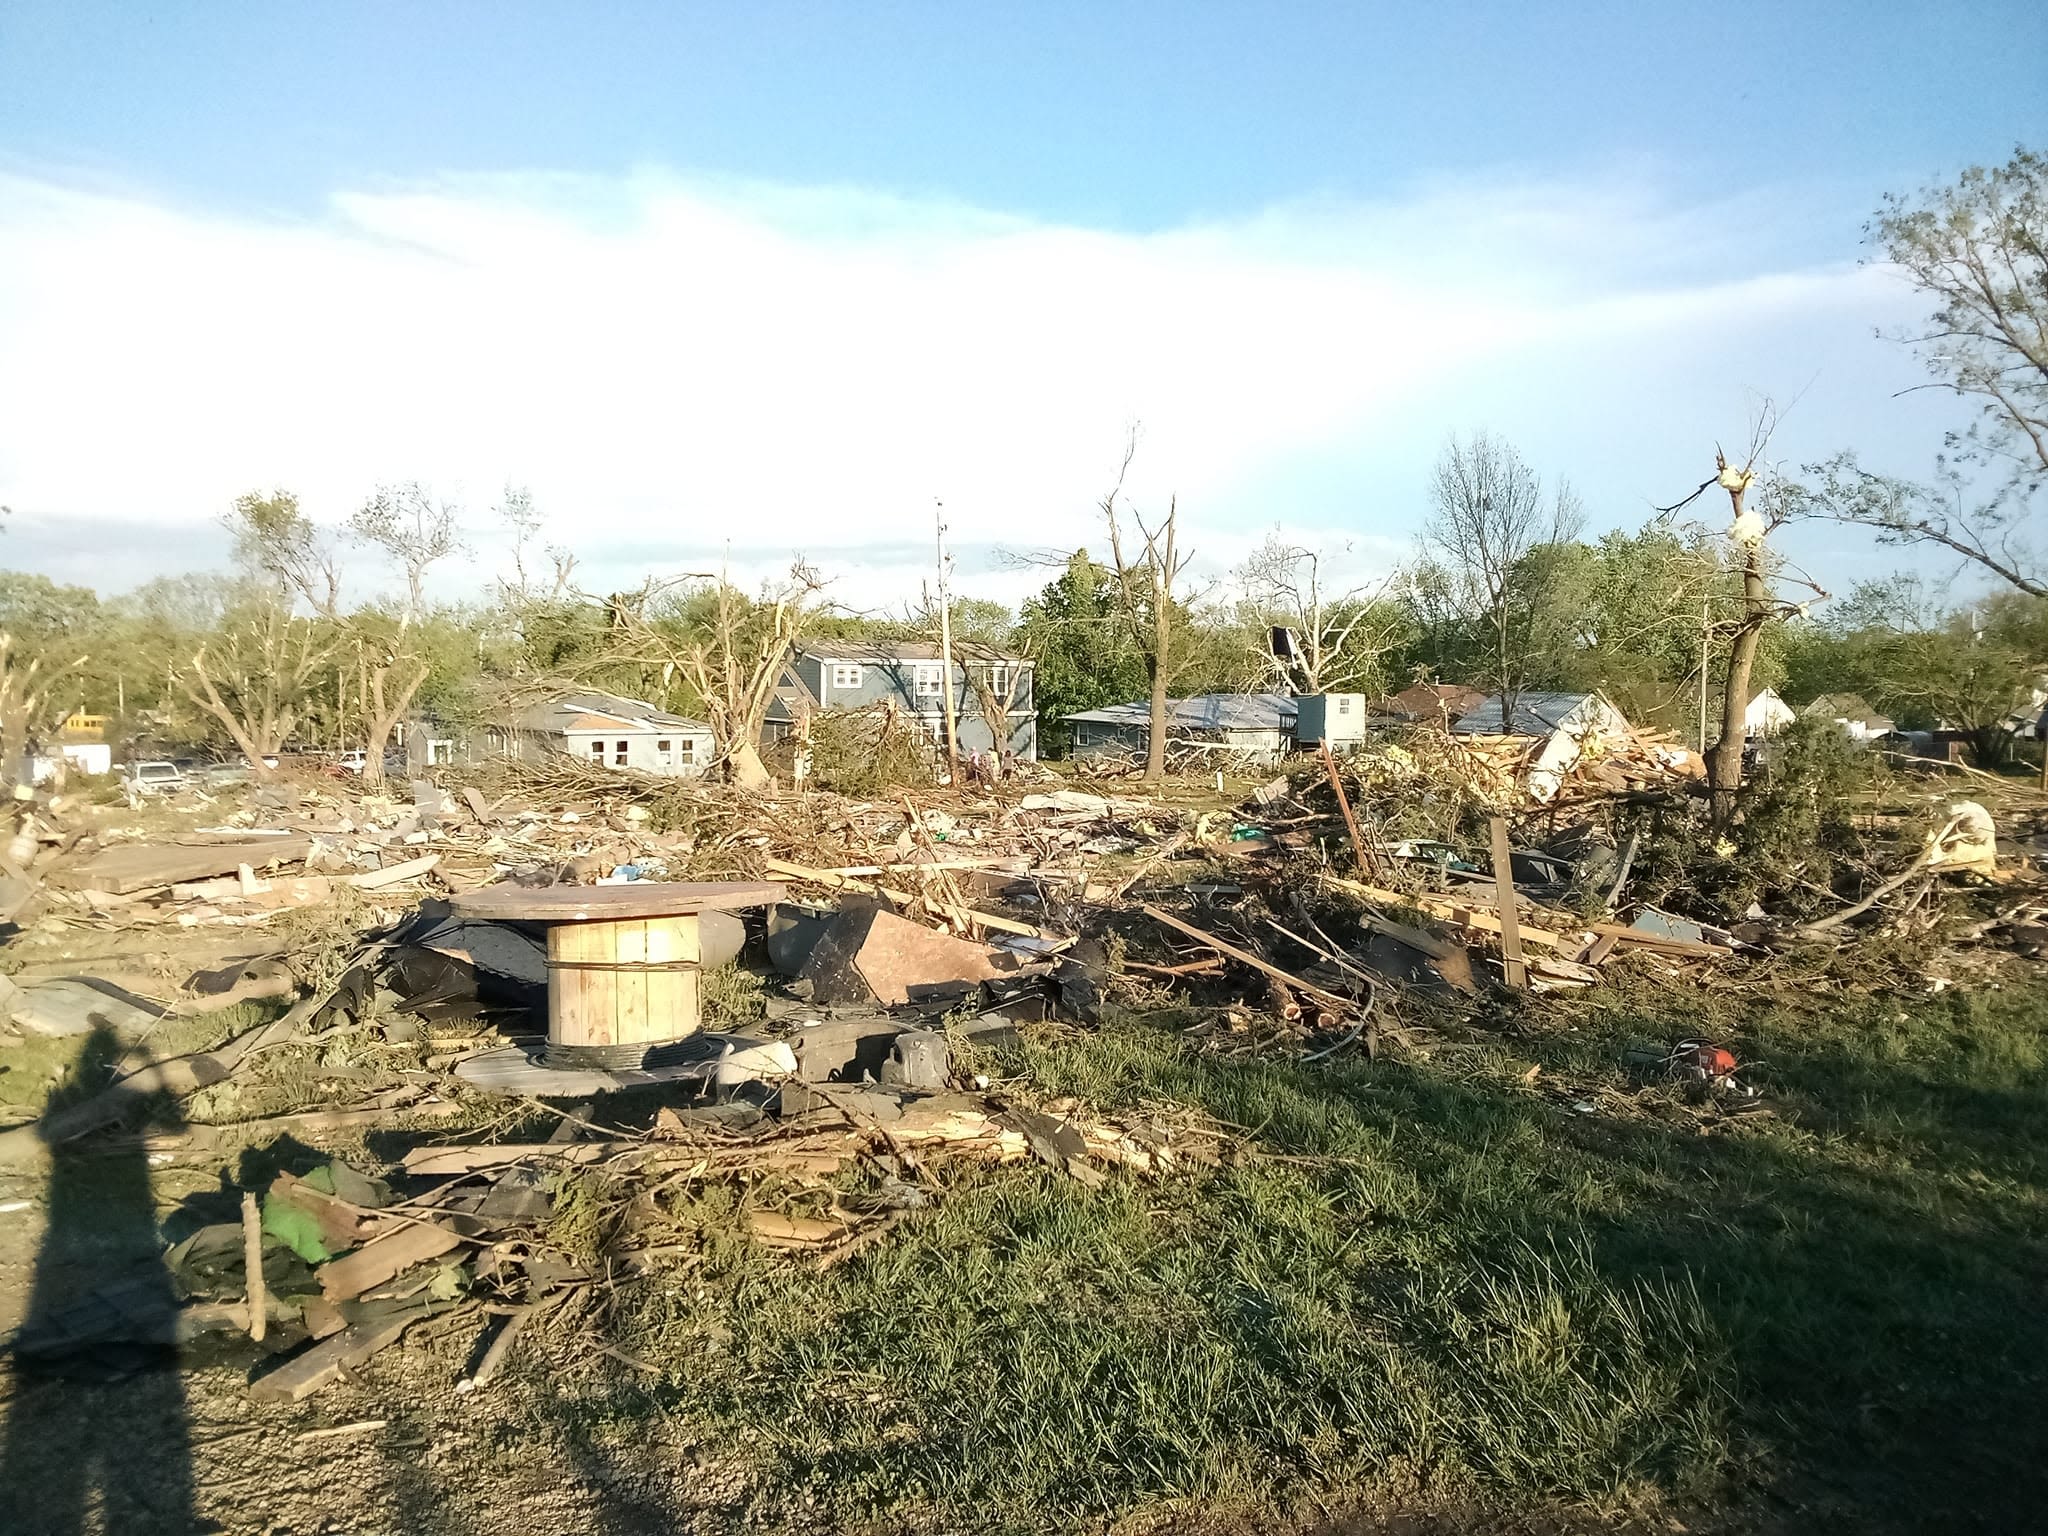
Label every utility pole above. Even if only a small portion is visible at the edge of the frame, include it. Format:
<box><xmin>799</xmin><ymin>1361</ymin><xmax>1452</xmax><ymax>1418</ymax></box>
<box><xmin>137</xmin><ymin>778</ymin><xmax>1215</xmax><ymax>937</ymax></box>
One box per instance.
<box><xmin>934</xmin><ymin>500</ymin><xmax>961</xmax><ymax>784</ymax></box>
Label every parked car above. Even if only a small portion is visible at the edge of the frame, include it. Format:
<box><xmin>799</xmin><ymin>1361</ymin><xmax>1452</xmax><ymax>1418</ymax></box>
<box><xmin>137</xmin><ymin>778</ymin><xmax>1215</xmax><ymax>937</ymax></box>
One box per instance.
<box><xmin>336</xmin><ymin>750</ymin><xmax>369</xmax><ymax>775</ymax></box>
<box><xmin>123</xmin><ymin>760</ymin><xmax>187</xmax><ymax>794</ymax></box>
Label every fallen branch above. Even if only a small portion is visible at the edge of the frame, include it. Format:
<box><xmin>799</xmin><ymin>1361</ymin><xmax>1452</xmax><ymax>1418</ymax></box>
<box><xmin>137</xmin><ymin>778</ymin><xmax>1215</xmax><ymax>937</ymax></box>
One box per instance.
<box><xmin>1139</xmin><ymin>903</ymin><xmax>1358</xmax><ymax>1014</ymax></box>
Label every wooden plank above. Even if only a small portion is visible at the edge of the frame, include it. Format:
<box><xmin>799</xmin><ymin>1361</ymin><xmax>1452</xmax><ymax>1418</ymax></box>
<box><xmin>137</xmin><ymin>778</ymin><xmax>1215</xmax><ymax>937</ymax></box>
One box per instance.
<box><xmin>1318</xmin><ymin>876</ymin><xmax>1575</xmax><ymax>950</ymax></box>
<box><xmin>1490</xmin><ymin>817</ymin><xmax>1527</xmax><ymax>990</ymax></box>
<box><xmin>50</xmin><ymin>837</ymin><xmax>314</xmax><ymax>894</ymax></box>
<box><xmin>1581</xmin><ymin>930</ymin><xmax>1621</xmax><ymax>965</ymax></box>
<box><xmin>247</xmin><ymin>1300</ymin><xmax>458</xmax><ymax>1404</ymax></box>
<box><xmin>317</xmin><ymin>1220</ymin><xmax>463</xmax><ymax>1303</ymax></box>
<box><xmin>338</xmin><ymin>853</ymin><xmax>440</xmax><ymax>889</ymax></box>
<box><xmin>617</xmin><ymin>918</ymin><xmax>648</xmax><ymax>1047</ymax></box>
<box><xmin>1320</xmin><ymin>742</ymin><xmax>1377</xmax><ymax>879</ymax></box>
<box><xmin>399</xmin><ymin>1141</ymin><xmax>624</xmax><ymax>1176</ymax></box>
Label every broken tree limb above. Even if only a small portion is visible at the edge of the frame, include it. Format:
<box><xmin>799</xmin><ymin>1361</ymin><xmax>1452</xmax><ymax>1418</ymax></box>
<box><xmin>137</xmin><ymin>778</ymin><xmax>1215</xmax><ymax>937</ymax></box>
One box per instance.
<box><xmin>241</xmin><ymin>1191</ymin><xmax>267</xmax><ymax>1344</ymax></box>
<box><xmin>4</xmin><ymin>957</ymin><xmax>378</xmax><ymax>1156</ymax></box>
<box><xmin>1798</xmin><ymin>818</ymin><xmax>1960</xmax><ymax>936</ymax></box>
<box><xmin>1139</xmin><ymin>904</ymin><xmax>1357</xmax><ymax>1014</ymax></box>
<box><xmin>1490</xmin><ymin>816</ymin><xmax>1527</xmax><ymax>990</ymax></box>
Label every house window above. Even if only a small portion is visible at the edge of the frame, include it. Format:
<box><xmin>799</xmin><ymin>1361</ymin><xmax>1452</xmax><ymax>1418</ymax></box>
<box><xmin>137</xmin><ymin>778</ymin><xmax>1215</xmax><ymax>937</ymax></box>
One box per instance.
<box><xmin>614</xmin><ymin>740</ymin><xmax>629</xmax><ymax>767</ymax></box>
<box><xmin>985</xmin><ymin>664</ymin><xmax>1011</xmax><ymax>698</ymax></box>
<box><xmin>1337</xmin><ymin>697</ymin><xmax>1351</xmax><ymax>715</ymax></box>
<box><xmin>589</xmin><ymin>739</ymin><xmax>606</xmax><ymax>760</ymax></box>
<box><xmin>677</xmin><ymin>738</ymin><xmax>696</xmax><ymax>763</ymax></box>
<box><xmin>656</xmin><ymin>738</ymin><xmax>674</xmax><ymax>767</ymax></box>
<box><xmin>428</xmin><ymin>739</ymin><xmax>454</xmax><ymax>765</ymax></box>
<box><xmin>914</xmin><ymin>663</ymin><xmax>944</xmax><ymax>699</ymax></box>
<box><xmin>830</xmin><ymin>663</ymin><xmax>863</xmax><ymax>690</ymax></box>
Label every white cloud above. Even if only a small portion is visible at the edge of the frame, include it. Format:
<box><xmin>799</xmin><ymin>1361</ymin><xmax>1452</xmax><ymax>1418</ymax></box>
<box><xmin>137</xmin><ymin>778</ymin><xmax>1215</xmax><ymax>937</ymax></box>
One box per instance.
<box><xmin>0</xmin><ymin>164</ymin><xmax>1944</xmax><ymax>610</ymax></box>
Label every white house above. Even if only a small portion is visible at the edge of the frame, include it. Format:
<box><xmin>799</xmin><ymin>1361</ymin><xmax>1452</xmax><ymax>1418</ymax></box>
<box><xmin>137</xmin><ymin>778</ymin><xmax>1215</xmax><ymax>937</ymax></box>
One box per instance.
<box><xmin>1743</xmin><ymin>687</ymin><xmax>1796</xmax><ymax>738</ymax></box>
<box><xmin>425</xmin><ymin>689</ymin><xmax>719</xmax><ymax>777</ymax></box>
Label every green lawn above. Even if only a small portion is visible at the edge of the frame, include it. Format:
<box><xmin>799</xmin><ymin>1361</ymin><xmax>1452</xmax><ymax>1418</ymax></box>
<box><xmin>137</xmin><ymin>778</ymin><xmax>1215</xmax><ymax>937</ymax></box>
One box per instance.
<box><xmin>562</xmin><ymin>968</ymin><xmax>2048</xmax><ymax>1534</ymax></box>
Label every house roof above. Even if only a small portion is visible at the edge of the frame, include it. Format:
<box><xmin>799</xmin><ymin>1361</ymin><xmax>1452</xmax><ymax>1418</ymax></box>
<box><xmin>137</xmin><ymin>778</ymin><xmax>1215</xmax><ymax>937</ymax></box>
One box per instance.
<box><xmin>1063</xmin><ymin>693</ymin><xmax>1299</xmax><ymax>732</ymax></box>
<box><xmin>1801</xmin><ymin>693</ymin><xmax>1895</xmax><ymax>729</ymax></box>
<box><xmin>1451</xmin><ymin>691</ymin><xmax>1616</xmax><ymax>737</ymax></box>
<box><xmin>525</xmin><ymin>689</ymin><xmax>711</xmax><ymax>735</ymax></box>
<box><xmin>799</xmin><ymin>640</ymin><xmax>1032</xmax><ymax>666</ymax></box>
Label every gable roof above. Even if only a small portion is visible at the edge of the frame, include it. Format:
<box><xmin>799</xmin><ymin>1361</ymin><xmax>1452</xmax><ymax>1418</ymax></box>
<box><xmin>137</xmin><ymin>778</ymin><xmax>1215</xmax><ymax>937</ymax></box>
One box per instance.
<box><xmin>798</xmin><ymin>639</ymin><xmax>1032</xmax><ymax>666</ymax></box>
<box><xmin>1063</xmin><ymin>693</ymin><xmax>1298</xmax><ymax>732</ymax></box>
<box><xmin>525</xmin><ymin>689</ymin><xmax>710</xmax><ymax>736</ymax></box>
<box><xmin>1451</xmin><ymin>691</ymin><xmax>1615</xmax><ymax>737</ymax></box>
<box><xmin>1801</xmin><ymin>693</ymin><xmax>1895</xmax><ymax>730</ymax></box>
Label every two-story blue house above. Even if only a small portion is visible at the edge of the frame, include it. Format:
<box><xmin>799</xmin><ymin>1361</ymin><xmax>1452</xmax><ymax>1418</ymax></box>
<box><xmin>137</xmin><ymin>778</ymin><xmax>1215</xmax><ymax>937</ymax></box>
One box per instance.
<box><xmin>763</xmin><ymin>641</ymin><xmax>1037</xmax><ymax>762</ymax></box>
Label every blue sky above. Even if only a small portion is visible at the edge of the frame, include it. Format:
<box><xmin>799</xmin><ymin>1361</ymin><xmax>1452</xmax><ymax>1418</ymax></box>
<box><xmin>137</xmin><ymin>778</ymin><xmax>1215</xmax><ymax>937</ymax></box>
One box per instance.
<box><xmin>1</xmin><ymin>2</ymin><xmax>2043</xmax><ymax>607</ymax></box>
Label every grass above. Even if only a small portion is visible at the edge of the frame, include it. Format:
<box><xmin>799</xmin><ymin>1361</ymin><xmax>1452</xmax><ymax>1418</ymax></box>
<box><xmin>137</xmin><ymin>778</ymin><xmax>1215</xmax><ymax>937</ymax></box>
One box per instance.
<box><xmin>529</xmin><ymin>969</ymin><xmax>2048</xmax><ymax>1533</ymax></box>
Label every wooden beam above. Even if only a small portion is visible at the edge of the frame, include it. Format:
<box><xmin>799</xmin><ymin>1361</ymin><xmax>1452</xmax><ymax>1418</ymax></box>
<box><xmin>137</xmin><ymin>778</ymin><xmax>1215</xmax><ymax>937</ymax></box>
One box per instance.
<box><xmin>1320</xmin><ymin>742</ymin><xmax>1378</xmax><ymax>879</ymax></box>
<box><xmin>1489</xmin><ymin>816</ymin><xmax>1527</xmax><ymax>990</ymax></box>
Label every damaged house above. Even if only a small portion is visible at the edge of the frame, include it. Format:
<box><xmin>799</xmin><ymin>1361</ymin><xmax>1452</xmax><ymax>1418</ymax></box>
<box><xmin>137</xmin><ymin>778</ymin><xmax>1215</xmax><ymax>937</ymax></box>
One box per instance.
<box><xmin>420</xmin><ymin>689</ymin><xmax>717</xmax><ymax>777</ymax></box>
<box><xmin>1062</xmin><ymin>693</ymin><xmax>1300</xmax><ymax>763</ymax></box>
<box><xmin>763</xmin><ymin>641</ymin><xmax>1037</xmax><ymax>760</ymax></box>
<box><xmin>1452</xmin><ymin>690</ymin><xmax>1658</xmax><ymax>802</ymax></box>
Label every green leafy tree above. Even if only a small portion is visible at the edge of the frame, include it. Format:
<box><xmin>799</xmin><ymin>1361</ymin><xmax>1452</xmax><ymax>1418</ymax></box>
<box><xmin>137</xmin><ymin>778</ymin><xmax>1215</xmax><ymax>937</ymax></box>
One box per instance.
<box><xmin>1019</xmin><ymin>550</ymin><xmax>1148</xmax><ymax>755</ymax></box>
<box><xmin>1796</xmin><ymin>147</ymin><xmax>2046</xmax><ymax>595</ymax></box>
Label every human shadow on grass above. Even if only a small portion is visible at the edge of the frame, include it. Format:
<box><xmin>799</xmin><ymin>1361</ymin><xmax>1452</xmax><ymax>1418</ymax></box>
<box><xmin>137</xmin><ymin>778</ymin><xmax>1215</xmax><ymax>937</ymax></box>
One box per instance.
<box><xmin>0</xmin><ymin>1024</ymin><xmax>196</xmax><ymax>1536</ymax></box>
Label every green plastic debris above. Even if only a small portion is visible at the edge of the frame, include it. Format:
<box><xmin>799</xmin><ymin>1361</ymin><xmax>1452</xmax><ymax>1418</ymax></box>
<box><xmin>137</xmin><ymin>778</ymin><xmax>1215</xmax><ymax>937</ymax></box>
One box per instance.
<box><xmin>261</xmin><ymin>1195</ymin><xmax>333</xmax><ymax>1264</ymax></box>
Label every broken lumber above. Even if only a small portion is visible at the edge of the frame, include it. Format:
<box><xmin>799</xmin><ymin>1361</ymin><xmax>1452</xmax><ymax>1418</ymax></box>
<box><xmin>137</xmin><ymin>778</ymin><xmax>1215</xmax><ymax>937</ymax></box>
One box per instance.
<box><xmin>1490</xmin><ymin>816</ymin><xmax>1528</xmax><ymax>990</ymax></box>
<box><xmin>338</xmin><ymin>853</ymin><xmax>441</xmax><ymax>889</ymax></box>
<box><xmin>247</xmin><ymin>1298</ymin><xmax>460</xmax><ymax>1404</ymax></box>
<box><xmin>1321</xmin><ymin>743</ymin><xmax>1380</xmax><ymax>879</ymax></box>
<box><xmin>317</xmin><ymin>1220</ymin><xmax>464</xmax><ymax>1303</ymax></box>
<box><xmin>50</xmin><ymin>837</ymin><xmax>315</xmax><ymax>895</ymax></box>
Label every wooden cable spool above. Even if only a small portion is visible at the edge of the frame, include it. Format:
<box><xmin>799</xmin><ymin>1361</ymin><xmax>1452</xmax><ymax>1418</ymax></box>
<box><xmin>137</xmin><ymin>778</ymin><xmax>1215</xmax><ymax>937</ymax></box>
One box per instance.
<box><xmin>448</xmin><ymin>881</ymin><xmax>785</xmax><ymax>1069</ymax></box>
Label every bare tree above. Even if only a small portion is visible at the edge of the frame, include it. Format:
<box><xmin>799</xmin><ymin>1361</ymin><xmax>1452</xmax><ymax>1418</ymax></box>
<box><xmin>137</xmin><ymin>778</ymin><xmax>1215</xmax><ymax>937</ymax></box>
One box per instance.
<box><xmin>224</xmin><ymin>490</ymin><xmax>344</xmax><ymax>618</ymax></box>
<box><xmin>0</xmin><ymin>633</ymin><xmax>89</xmax><ymax>786</ymax></box>
<box><xmin>1099</xmin><ymin>435</ymin><xmax>1206</xmax><ymax>782</ymax></box>
<box><xmin>352</xmin><ymin>633</ymin><xmax>432</xmax><ymax>788</ymax></box>
<box><xmin>1658</xmin><ymin>408</ymin><xmax>1822</xmax><ymax>824</ymax></box>
<box><xmin>175</xmin><ymin>607</ymin><xmax>336</xmax><ymax>774</ymax></box>
<box><xmin>1234</xmin><ymin>531</ymin><xmax>1401</xmax><ymax>696</ymax></box>
<box><xmin>1797</xmin><ymin>148</ymin><xmax>2046</xmax><ymax>594</ymax></box>
<box><xmin>496</xmin><ymin>483</ymin><xmax>578</xmax><ymax>607</ymax></box>
<box><xmin>1421</xmin><ymin>432</ymin><xmax>1583</xmax><ymax>722</ymax></box>
<box><xmin>961</xmin><ymin>641</ymin><xmax>1036</xmax><ymax>779</ymax></box>
<box><xmin>351</xmin><ymin>483</ymin><xmax>465</xmax><ymax>628</ymax></box>
<box><xmin>602</xmin><ymin>561</ymin><xmax>826</xmax><ymax>789</ymax></box>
